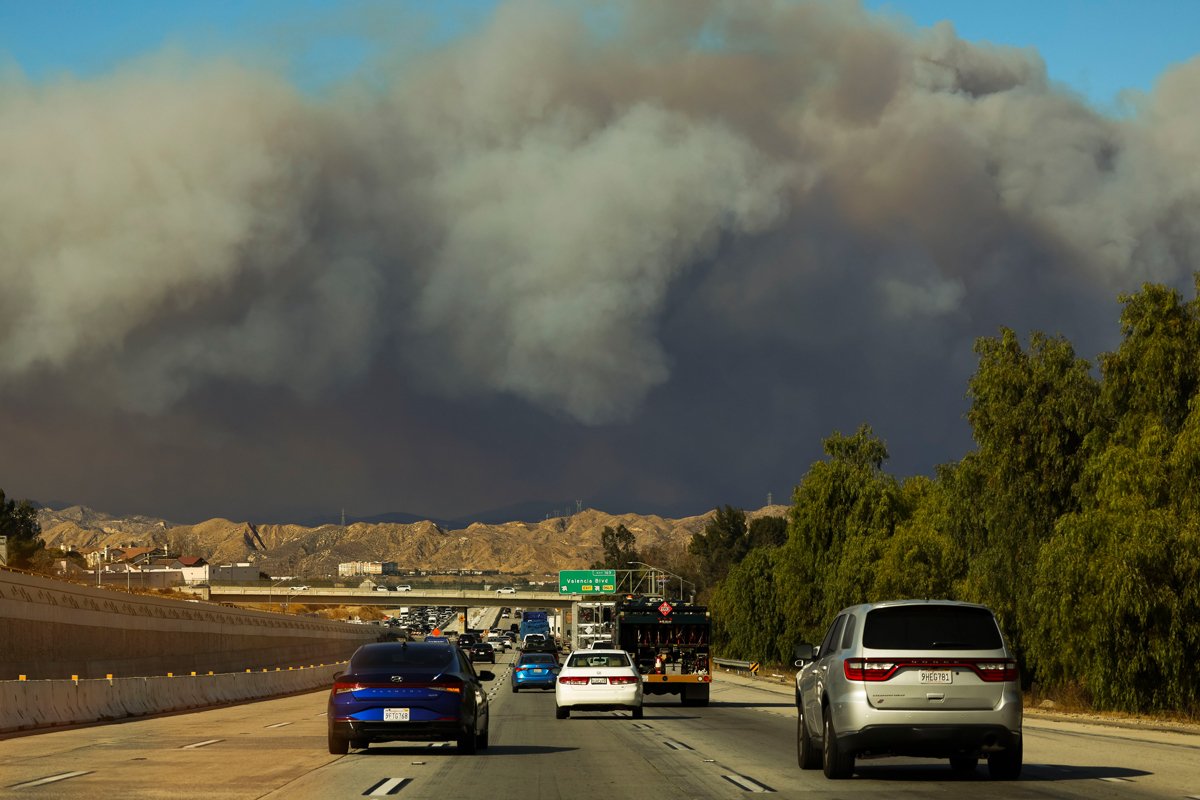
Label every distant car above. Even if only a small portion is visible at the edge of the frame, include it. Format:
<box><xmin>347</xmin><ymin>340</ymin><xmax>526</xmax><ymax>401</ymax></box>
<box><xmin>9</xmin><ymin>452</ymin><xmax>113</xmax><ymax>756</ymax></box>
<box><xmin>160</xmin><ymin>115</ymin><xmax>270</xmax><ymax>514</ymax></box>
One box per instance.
<box><xmin>487</xmin><ymin>635</ymin><xmax>509</xmax><ymax>652</ymax></box>
<box><xmin>512</xmin><ymin>651</ymin><xmax>560</xmax><ymax>692</ymax></box>
<box><xmin>457</xmin><ymin>633</ymin><xmax>480</xmax><ymax>649</ymax></box>
<box><xmin>794</xmin><ymin>600</ymin><xmax>1022</xmax><ymax>780</ymax></box>
<box><xmin>424</xmin><ymin>635</ymin><xmax>449</xmax><ymax>644</ymax></box>
<box><xmin>555</xmin><ymin>649</ymin><xmax>642</xmax><ymax>719</ymax></box>
<box><xmin>395</xmin><ymin>585</ymin><xmax>412</xmax><ymax>592</ymax></box>
<box><xmin>469</xmin><ymin>642</ymin><xmax>496</xmax><ymax>663</ymax></box>
<box><xmin>496</xmin><ymin>587</ymin><xmax>516</xmax><ymax>594</ymax></box>
<box><xmin>327</xmin><ymin>641</ymin><xmax>492</xmax><ymax>755</ymax></box>
<box><xmin>374</xmin><ymin>586</ymin><xmax>389</xmax><ymax>592</ymax></box>
<box><xmin>292</xmin><ymin>585</ymin><xmax>309</xmax><ymax>591</ymax></box>
<box><xmin>522</xmin><ymin>635</ymin><xmax>558</xmax><ymax>655</ymax></box>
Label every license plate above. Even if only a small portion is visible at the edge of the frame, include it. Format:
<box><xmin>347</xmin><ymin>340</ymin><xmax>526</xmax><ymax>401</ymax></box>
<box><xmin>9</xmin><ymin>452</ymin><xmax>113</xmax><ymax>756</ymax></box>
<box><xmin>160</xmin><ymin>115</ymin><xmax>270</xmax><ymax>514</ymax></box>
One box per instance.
<box><xmin>532</xmin><ymin>669</ymin><xmax>545</xmax><ymax>674</ymax></box>
<box><xmin>590</xmin><ymin>677</ymin><xmax>607</xmax><ymax>684</ymax></box>
<box><xmin>383</xmin><ymin>708</ymin><xmax>410</xmax><ymax>721</ymax></box>
<box><xmin>919</xmin><ymin>669</ymin><xmax>953</xmax><ymax>684</ymax></box>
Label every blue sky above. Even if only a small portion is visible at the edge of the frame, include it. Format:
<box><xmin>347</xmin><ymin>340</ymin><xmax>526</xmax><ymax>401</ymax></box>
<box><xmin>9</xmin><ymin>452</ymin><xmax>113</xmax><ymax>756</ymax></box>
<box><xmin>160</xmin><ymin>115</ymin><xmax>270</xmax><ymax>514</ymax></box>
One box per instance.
<box><xmin>2</xmin><ymin>1</ymin><xmax>1197</xmax><ymax>112</ymax></box>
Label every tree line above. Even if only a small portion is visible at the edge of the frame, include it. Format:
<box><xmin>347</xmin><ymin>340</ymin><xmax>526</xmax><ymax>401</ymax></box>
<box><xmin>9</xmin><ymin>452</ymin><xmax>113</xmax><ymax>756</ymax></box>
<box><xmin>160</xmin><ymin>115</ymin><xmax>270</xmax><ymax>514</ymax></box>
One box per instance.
<box><xmin>693</xmin><ymin>280</ymin><xmax>1200</xmax><ymax>716</ymax></box>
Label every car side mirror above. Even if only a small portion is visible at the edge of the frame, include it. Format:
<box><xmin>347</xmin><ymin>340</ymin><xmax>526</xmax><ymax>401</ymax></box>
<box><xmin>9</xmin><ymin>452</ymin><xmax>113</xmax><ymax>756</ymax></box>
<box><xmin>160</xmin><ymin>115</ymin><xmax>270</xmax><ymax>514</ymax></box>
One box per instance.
<box><xmin>478</xmin><ymin>670</ymin><xmax>496</xmax><ymax>681</ymax></box>
<box><xmin>792</xmin><ymin>643</ymin><xmax>815</xmax><ymax>666</ymax></box>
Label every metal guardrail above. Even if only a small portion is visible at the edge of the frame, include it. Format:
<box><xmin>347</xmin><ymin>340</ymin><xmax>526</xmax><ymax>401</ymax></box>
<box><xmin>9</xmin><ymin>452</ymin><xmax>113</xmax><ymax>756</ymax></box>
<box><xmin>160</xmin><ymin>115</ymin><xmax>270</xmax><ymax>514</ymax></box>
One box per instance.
<box><xmin>712</xmin><ymin>657</ymin><xmax>753</xmax><ymax>670</ymax></box>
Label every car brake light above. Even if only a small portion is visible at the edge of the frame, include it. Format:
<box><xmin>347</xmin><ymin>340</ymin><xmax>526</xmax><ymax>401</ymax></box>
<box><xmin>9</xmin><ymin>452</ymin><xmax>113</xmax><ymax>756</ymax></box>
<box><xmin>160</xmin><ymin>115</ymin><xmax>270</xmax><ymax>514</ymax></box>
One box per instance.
<box><xmin>973</xmin><ymin>660</ymin><xmax>1019</xmax><ymax>682</ymax></box>
<box><xmin>558</xmin><ymin>676</ymin><xmax>590</xmax><ymax>685</ymax></box>
<box><xmin>332</xmin><ymin>681</ymin><xmax>361</xmax><ymax>695</ymax></box>
<box><xmin>844</xmin><ymin>659</ymin><xmax>898</xmax><ymax>681</ymax></box>
<box><xmin>608</xmin><ymin>676</ymin><xmax>638</xmax><ymax>685</ymax></box>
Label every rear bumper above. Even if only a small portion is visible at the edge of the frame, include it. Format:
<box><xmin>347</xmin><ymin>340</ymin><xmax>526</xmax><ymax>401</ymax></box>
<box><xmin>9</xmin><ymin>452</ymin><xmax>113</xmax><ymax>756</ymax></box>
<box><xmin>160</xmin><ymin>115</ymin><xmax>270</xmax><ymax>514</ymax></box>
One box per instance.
<box><xmin>330</xmin><ymin>719</ymin><xmax>465</xmax><ymax>743</ymax></box>
<box><xmin>840</xmin><ymin>724</ymin><xmax>1021</xmax><ymax>758</ymax></box>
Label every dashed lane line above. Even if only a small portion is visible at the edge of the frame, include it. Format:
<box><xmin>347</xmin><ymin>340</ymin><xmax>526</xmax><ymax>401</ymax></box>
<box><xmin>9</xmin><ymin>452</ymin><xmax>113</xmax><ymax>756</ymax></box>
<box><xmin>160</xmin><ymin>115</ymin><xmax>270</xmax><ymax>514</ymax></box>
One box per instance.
<box><xmin>181</xmin><ymin>739</ymin><xmax>224</xmax><ymax>749</ymax></box>
<box><xmin>721</xmin><ymin>773</ymin><xmax>775</xmax><ymax>793</ymax></box>
<box><xmin>364</xmin><ymin>777</ymin><xmax>413</xmax><ymax>796</ymax></box>
<box><xmin>264</xmin><ymin>722</ymin><xmax>293</xmax><ymax>729</ymax></box>
<box><xmin>8</xmin><ymin>772</ymin><xmax>93</xmax><ymax>790</ymax></box>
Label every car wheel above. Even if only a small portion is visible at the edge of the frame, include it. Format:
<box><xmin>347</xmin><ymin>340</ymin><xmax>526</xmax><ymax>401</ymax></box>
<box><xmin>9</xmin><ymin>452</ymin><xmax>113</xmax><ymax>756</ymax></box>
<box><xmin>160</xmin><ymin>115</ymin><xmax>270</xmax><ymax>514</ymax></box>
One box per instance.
<box><xmin>632</xmin><ymin>705</ymin><xmax>644</xmax><ymax>719</ymax></box>
<box><xmin>457</xmin><ymin>727</ymin><xmax>478</xmax><ymax>755</ymax></box>
<box><xmin>987</xmin><ymin>737</ymin><xmax>1022</xmax><ymax>780</ymax></box>
<box><xmin>797</xmin><ymin>707</ymin><xmax>820</xmax><ymax>770</ymax></box>
<box><xmin>950</xmin><ymin>756</ymin><xmax>978</xmax><ymax>774</ymax></box>
<box><xmin>512</xmin><ymin>684</ymin><xmax>519</xmax><ymax>693</ymax></box>
<box><xmin>822</xmin><ymin>706</ymin><xmax>853</xmax><ymax>779</ymax></box>
<box><xmin>476</xmin><ymin>725</ymin><xmax>489</xmax><ymax>750</ymax></box>
<box><xmin>351</xmin><ymin>739</ymin><xmax>368</xmax><ymax>750</ymax></box>
<box><xmin>555</xmin><ymin>706</ymin><xmax>569</xmax><ymax>719</ymax></box>
<box><xmin>327</xmin><ymin>731</ymin><xmax>349</xmax><ymax>755</ymax></box>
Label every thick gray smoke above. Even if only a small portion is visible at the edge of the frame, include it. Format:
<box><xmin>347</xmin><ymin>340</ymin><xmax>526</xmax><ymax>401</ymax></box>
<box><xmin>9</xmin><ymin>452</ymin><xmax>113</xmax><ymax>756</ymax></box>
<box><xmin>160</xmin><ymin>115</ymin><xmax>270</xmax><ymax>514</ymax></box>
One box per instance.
<box><xmin>2</xmin><ymin>0</ymin><xmax>1198</xmax><ymax>520</ymax></box>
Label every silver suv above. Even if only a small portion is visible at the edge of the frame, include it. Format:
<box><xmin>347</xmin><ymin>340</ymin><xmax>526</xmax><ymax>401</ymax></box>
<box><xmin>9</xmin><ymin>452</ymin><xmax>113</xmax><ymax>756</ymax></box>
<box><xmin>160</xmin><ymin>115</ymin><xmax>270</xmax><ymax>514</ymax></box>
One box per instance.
<box><xmin>793</xmin><ymin>600</ymin><xmax>1022</xmax><ymax>780</ymax></box>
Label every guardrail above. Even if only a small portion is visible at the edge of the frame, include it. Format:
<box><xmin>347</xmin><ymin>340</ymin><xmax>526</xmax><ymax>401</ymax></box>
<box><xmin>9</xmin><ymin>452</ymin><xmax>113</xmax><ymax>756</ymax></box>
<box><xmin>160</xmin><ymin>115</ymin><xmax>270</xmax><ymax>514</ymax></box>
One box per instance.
<box><xmin>713</xmin><ymin>657</ymin><xmax>753</xmax><ymax>670</ymax></box>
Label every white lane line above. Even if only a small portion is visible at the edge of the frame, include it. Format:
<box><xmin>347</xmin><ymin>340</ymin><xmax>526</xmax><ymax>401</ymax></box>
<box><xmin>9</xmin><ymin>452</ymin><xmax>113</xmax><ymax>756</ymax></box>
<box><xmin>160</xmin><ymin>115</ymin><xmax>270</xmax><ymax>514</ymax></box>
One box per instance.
<box><xmin>664</xmin><ymin>739</ymin><xmax>694</xmax><ymax>751</ymax></box>
<box><xmin>181</xmin><ymin>739</ymin><xmax>224</xmax><ymax>749</ymax></box>
<box><xmin>721</xmin><ymin>773</ymin><xmax>775</xmax><ymax>793</ymax></box>
<box><xmin>364</xmin><ymin>777</ymin><xmax>411</xmax><ymax>795</ymax></box>
<box><xmin>264</xmin><ymin>722</ymin><xmax>293</xmax><ymax>729</ymax></box>
<box><xmin>8</xmin><ymin>771</ymin><xmax>93</xmax><ymax>789</ymax></box>
<box><xmin>1100</xmin><ymin>777</ymin><xmax>1132</xmax><ymax>783</ymax></box>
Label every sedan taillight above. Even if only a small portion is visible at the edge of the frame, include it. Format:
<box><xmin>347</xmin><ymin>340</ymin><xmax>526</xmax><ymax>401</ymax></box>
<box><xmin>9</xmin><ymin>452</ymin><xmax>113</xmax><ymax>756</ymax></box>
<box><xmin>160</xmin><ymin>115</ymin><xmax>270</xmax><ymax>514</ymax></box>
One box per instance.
<box><xmin>607</xmin><ymin>676</ymin><xmax>639</xmax><ymax>685</ymax></box>
<box><xmin>558</xmin><ymin>676</ymin><xmax>590</xmax><ymax>685</ymax></box>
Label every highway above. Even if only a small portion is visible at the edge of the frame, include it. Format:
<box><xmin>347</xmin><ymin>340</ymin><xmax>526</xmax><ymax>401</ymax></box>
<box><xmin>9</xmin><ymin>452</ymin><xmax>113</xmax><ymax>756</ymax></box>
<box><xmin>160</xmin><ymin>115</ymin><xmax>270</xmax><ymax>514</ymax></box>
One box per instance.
<box><xmin>3</xmin><ymin>655</ymin><xmax>1198</xmax><ymax>800</ymax></box>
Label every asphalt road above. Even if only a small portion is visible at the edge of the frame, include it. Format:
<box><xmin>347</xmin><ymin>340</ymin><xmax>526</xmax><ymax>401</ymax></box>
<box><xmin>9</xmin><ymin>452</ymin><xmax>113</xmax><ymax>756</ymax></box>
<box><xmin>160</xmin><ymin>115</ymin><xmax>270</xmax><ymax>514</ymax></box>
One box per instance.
<box><xmin>3</xmin><ymin>655</ymin><xmax>1198</xmax><ymax>800</ymax></box>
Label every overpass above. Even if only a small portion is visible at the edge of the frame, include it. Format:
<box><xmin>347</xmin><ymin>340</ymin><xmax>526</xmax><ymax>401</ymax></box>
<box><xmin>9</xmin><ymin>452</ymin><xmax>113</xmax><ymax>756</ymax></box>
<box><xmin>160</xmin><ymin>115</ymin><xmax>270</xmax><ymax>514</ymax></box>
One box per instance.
<box><xmin>191</xmin><ymin>585</ymin><xmax>583</xmax><ymax>611</ymax></box>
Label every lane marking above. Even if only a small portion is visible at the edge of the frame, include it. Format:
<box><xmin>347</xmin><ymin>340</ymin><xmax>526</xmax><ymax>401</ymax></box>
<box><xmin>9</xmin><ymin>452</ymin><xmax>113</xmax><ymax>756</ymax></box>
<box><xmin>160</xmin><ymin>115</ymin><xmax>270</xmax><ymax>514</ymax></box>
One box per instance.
<box><xmin>8</xmin><ymin>772</ymin><xmax>93</xmax><ymax>789</ymax></box>
<box><xmin>1099</xmin><ymin>777</ymin><xmax>1132</xmax><ymax>783</ymax></box>
<box><xmin>364</xmin><ymin>777</ymin><xmax>412</xmax><ymax>795</ymax></box>
<box><xmin>181</xmin><ymin>739</ymin><xmax>224</xmax><ymax>749</ymax></box>
<box><xmin>721</xmin><ymin>774</ymin><xmax>775</xmax><ymax>793</ymax></box>
<box><xmin>664</xmin><ymin>739</ymin><xmax>694</xmax><ymax>751</ymax></box>
<box><xmin>632</xmin><ymin>723</ymin><xmax>654</xmax><ymax>730</ymax></box>
<box><xmin>264</xmin><ymin>722</ymin><xmax>293</xmax><ymax>729</ymax></box>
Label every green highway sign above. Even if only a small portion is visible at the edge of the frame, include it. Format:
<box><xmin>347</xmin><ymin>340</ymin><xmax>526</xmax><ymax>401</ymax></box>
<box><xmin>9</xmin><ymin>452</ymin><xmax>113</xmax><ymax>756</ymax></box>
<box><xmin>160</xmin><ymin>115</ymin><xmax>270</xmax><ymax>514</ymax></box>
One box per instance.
<box><xmin>559</xmin><ymin>569</ymin><xmax>617</xmax><ymax>595</ymax></box>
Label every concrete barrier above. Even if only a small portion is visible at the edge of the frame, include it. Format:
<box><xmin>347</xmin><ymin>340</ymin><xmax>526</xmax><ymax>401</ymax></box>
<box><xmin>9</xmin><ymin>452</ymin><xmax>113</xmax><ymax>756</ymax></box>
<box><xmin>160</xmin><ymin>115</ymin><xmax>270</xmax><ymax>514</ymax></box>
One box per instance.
<box><xmin>1</xmin><ymin>571</ymin><xmax>379</xmax><ymax>681</ymax></box>
<box><xmin>0</xmin><ymin>663</ymin><xmax>346</xmax><ymax>734</ymax></box>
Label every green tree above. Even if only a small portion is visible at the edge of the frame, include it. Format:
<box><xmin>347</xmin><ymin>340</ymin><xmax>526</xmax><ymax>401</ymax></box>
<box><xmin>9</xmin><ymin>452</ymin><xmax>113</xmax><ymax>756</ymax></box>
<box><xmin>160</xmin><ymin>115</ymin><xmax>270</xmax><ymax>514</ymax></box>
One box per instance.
<box><xmin>747</xmin><ymin>515</ymin><xmax>787</xmax><ymax>550</ymax></box>
<box><xmin>0</xmin><ymin>489</ymin><xmax>44</xmax><ymax>568</ymax></box>
<box><xmin>591</xmin><ymin>524</ymin><xmax>638</xmax><ymax>570</ymax></box>
<box><xmin>711</xmin><ymin>548</ymin><xmax>782</xmax><ymax>662</ymax></box>
<box><xmin>774</xmin><ymin>425</ymin><xmax>902</xmax><ymax>652</ymax></box>
<box><xmin>688</xmin><ymin>505</ymin><xmax>748</xmax><ymax>589</ymax></box>
<box><xmin>956</xmin><ymin>328</ymin><xmax>1098</xmax><ymax>665</ymax></box>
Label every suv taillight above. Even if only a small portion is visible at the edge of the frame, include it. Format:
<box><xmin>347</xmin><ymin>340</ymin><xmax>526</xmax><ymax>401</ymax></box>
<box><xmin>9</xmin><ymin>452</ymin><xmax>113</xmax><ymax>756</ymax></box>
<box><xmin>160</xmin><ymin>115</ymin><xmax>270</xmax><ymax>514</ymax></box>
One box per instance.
<box><xmin>973</xmin><ymin>660</ymin><xmax>1019</xmax><ymax>682</ymax></box>
<box><xmin>843</xmin><ymin>658</ymin><xmax>1018</xmax><ymax>682</ymax></box>
<box><xmin>843</xmin><ymin>659</ymin><xmax>897</xmax><ymax>681</ymax></box>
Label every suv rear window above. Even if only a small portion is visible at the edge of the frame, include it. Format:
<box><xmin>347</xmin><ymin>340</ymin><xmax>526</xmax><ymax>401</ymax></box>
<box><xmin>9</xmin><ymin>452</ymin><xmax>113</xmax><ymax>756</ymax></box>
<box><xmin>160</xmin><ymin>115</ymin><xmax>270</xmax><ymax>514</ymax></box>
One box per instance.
<box><xmin>862</xmin><ymin>606</ymin><xmax>1002</xmax><ymax>650</ymax></box>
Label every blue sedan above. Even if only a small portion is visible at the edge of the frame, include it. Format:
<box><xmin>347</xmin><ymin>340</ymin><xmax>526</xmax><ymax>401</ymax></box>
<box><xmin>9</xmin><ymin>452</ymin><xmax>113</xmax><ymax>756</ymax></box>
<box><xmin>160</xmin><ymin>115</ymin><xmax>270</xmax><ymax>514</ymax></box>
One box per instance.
<box><xmin>512</xmin><ymin>651</ymin><xmax>559</xmax><ymax>692</ymax></box>
<box><xmin>328</xmin><ymin>642</ymin><xmax>494</xmax><ymax>754</ymax></box>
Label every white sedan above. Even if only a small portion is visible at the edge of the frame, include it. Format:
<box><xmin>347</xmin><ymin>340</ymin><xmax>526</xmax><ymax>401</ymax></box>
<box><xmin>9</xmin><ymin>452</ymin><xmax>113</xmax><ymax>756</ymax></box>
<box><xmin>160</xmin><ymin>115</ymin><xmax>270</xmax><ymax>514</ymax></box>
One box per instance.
<box><xmin>555</xmin><ymin>649</ymin><xmax>643</xmax><ymax>719</ymax></box>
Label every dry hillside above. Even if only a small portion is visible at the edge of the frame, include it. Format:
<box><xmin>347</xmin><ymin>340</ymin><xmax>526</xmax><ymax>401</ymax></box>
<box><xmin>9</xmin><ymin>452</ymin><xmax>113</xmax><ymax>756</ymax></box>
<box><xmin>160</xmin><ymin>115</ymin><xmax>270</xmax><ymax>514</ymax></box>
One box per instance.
<box><xmin>37</xmin><ymin>505</ymin><xmax>791</xmax><ymax>580</ymax></box>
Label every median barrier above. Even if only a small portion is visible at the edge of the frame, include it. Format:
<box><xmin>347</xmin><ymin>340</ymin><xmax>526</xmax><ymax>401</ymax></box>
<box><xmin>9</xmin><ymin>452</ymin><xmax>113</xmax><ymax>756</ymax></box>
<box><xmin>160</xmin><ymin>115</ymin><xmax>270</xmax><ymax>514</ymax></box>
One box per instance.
<box><xmin>0</xmin><ymin>662</ymin><xmax>347</xmax><ymax>734</ymax></box>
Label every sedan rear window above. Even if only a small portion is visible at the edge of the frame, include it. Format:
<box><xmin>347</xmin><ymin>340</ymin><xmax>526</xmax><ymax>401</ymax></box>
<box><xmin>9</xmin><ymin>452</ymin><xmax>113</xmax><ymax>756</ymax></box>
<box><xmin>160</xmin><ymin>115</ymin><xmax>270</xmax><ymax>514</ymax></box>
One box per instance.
<box><xmin>352</xmin><ymin>645</ymin><xmax>456</xmax><ymax>670</ymax></box>
<box><xmin>862</xmin><ymin>606</ymin><xmax>1002</xmax><ymax>650</ymax></box>
<box><xmin>519</xmin><ymin>654</ymin><xmax>556</xmax><ymax>664</ymax></box>
<box><xmin>567</xmin><ymin>653</ymin><xmax>631</xmax><ymax>668</ymax></box>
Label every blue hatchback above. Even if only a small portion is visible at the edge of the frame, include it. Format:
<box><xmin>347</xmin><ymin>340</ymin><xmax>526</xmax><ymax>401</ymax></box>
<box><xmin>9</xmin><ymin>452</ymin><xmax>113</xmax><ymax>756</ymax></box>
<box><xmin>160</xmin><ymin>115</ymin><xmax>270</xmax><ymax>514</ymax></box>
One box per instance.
<box><xmin>512</xmin><ymin>651</ymin><xmax>559</xmax><ymax>692</ymax></box>
<box><xmin>328</xmin><ymin>642</ymin><xmax>494</xmax><ymax>754</ymax></box>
